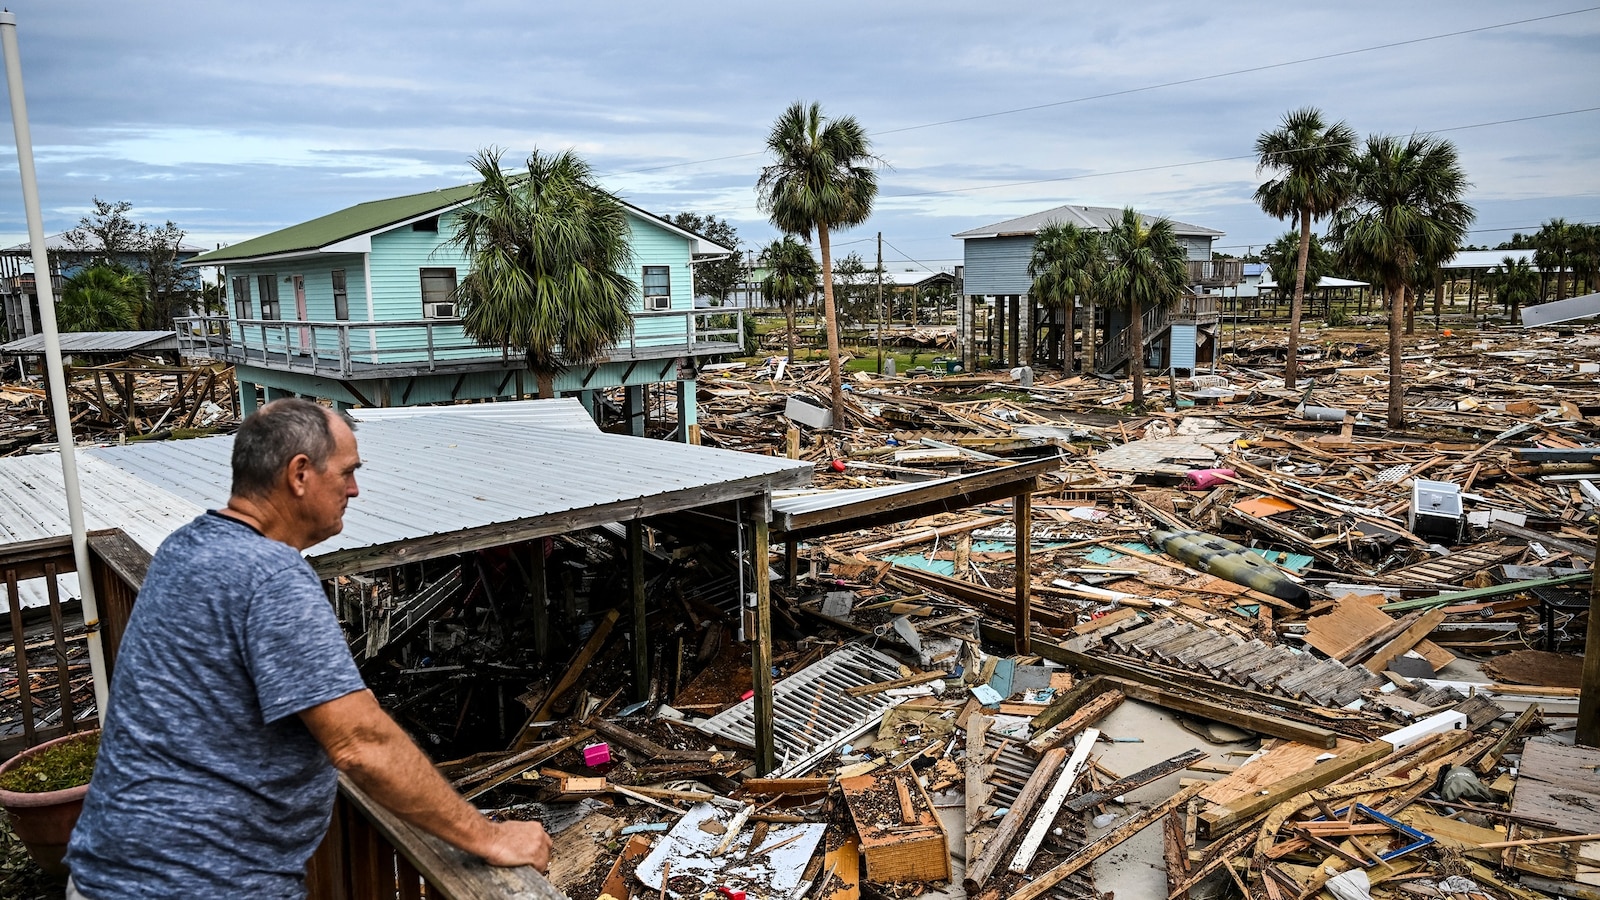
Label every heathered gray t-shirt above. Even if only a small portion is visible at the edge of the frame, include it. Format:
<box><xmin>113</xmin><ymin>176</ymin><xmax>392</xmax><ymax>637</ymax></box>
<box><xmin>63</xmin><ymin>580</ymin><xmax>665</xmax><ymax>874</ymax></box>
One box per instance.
<box><xmin>67</xmin><ymin>512</ymin><xmax>367</xmax><ymax>898</ymax></box>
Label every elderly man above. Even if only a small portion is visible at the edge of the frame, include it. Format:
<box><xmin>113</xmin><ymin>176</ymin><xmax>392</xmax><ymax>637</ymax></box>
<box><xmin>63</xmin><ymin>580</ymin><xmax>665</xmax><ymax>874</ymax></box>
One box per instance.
<box><xmin>67</xmin><ymin>399</ymin><xmax>549</xmax><ymax>897</ymax></box>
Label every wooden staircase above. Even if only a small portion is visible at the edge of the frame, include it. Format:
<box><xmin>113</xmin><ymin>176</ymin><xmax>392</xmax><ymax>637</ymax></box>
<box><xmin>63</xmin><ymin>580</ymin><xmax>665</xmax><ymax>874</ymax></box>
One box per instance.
<box><xmin>1094</xmin><ymin>305</ymin><xmax>1171</xmax><ymax>373</ymax></box>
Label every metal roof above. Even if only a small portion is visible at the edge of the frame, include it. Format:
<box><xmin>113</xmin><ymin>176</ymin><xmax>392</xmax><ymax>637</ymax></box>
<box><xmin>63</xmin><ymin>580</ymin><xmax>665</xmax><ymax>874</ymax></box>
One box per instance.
<box><xmin>345</xmin><ymin>398</ymin><xmax>601</xmax><ymax>431</ymax></box>
<box><xmin>1258</xmin><ymin>276</ymin><xmax>1369</xmax><ymax>289</ymax></box>
<box><xmin>189</xmin><ymin>181</ymin><xmax>735</xmax><ymax>266</ymax></box>
<box><xmin>0</xmin><ymin>454</ymin><xmax>203</xmax><ymax>612</ymax></box>
<box><xmin>953</xmin><ymin>204</ymin><xmax>1224</xmax><ymax>239</ymax></box>
<box><xmin>1</xmin><ymin>233</ymin><xmax>208</xmax><ymax>255</ymax></box>
<box><xmin>1</xmin><ymin>331</ymin><xmax>178</xmax><ymax>356</ymax></box>
<box><xmin>1442</xmin><ymin>249</ymin><xmax>1537</xmax><ymax>270</ymax></box>
<box><xmin>770</xmin><ymin>458</ymin><xmax>1057</xmax><ymax>538</ymax></box>
<box><xmin>1</xmin><ymin>397</ymin><xmax>811</xmax><ymax>599</ymax></box>
<box><xmin>87</xmin><ymin>399</ymin><xmax>812</xmax><ymax>576</ymax></box>
<box><xmin>1521</xmin><ymin>291</ymin><xmax>1600</xmax><ymax>327</ymax></box>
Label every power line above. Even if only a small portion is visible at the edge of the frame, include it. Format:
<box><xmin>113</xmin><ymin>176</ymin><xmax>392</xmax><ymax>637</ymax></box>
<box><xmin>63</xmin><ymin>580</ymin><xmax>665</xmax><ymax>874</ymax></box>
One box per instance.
<box><xmin>875</xmin><ymin>7</ymin><xmax>1600</xmax><ymax>136</ymax></box>
<box><xmin>880</xmin><ymin>237</ymin><xmax>940</xmax><ymax>273</ymax></box>
<box><xmin>880</xmin><ymin>107</ymin><xmax>1600</xmax><ymax>200</ymax></box>
<box><xmin>600</xmin><ymin>6</ymin><xmax>1600</xmax><ymax>180</ymax></box>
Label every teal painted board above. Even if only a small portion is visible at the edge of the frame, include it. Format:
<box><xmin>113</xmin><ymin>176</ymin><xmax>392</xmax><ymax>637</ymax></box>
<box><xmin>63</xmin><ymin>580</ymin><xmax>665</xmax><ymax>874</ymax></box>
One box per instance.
<box><xmin>1084</xmin><ymin>543</ymin><xmax>1154</xmax><ymax>564</ymax></box>
<box><xmin>886</xmin><ymin>554</ymin><xmax>956</xmax><ymax>576</ymax></box>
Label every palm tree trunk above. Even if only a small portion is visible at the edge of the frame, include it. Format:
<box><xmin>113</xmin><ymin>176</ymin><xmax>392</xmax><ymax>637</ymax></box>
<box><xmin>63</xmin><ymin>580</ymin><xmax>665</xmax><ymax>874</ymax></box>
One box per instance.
<box><xmin>1404</xmin><ymin>279</ymin><xmax>1415</xmax><ymax>335</ymax></box>
<box><xmin>1287</xmin><ymin>207</ymin><xmax>1312</xmax><ymax>389</ymax></box>
<box><xmin>1128</xmin><ymin>297</ymin><xmax>1144</xmax><ymax>410</ymax></box>
<box><xmin>785</xmin><ymin>300</ymin><xmax>796</xmax><ymax>365</ymax></box>
<box><xmin>1061</xmin><ymin>302</ymin><xmax>1074</xmax><ymax>376</ymax></box>
<box><xmin>536</xmin><ymin>370</ymin><xmax>556</xmax><ymax>401</ymax></box>
<box><xmin>1387</xmin><ymin>280</ymin><xmax>1405</xmax><ymax>429</ymax></box>
<box><xmin>817</xmin><ymin>222</ymin><xmax>846</xmax><ymax>427</ymax></box>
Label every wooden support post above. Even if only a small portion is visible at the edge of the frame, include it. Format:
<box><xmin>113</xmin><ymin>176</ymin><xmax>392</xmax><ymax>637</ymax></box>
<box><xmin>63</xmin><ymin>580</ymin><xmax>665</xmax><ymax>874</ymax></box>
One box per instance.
<box><xmin>785</xmin><ymin>537</ymin><xmax>798</xmax><ymax>586</ymax></box>
<box><xmin>1578</xmin><ymin>531</ymin><xmax>1600</xmax><ymax>748</ymax></box>
<box><xmin>527</xmin><ymin>540</ymin><xmax>549</xmax><ymax>658</ymax></box>
<box><xmin>627</xmin><ymin>520</ymin><xmax>648</xmax><ymax>702</ymax></box>
<box><xmin>749</xmin><ymin>500</ymin><xmax>776</xmax><ymax>775</ymax></box>
<box><xmin>1014</xmin><ymin>491</ymin><xmax>1032</xmax><ymax>654</ymax></box>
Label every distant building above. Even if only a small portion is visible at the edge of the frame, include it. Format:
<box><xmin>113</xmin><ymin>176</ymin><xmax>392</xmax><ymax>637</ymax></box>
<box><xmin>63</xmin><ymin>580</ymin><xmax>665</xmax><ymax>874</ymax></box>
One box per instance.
<box><xmin>0</xmin><ymin>233</ymin><xmax>207</xmax><ymax>340</ymax></box>
<box><xmin>175</xmin><ymin>182</ymin><xmax>737</xmax><ymax>440</ymax></box>
<box><xmin>952</xmin><ymin>204</ymin><xmax>1232</xmax><ymax>374</ymax></box>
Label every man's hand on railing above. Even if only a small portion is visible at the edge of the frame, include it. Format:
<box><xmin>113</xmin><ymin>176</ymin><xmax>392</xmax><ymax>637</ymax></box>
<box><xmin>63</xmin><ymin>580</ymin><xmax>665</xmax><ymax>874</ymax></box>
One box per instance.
<box><xmin>477</xmin><ymin>819</ymin><xmax>552</xmax><ymax>872</ymax></box>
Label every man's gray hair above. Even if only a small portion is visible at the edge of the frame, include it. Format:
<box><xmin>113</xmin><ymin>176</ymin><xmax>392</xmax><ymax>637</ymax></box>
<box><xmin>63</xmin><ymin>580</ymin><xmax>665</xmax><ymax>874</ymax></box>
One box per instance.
<box><xmin>231</xmin><ymin>398</ymin><xmax>354</xmax><ymax>498</ymax></box>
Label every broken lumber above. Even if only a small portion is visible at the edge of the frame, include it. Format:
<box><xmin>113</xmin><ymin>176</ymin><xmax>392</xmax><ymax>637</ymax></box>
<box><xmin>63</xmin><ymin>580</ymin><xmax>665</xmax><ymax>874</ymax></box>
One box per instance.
<box><xmin>1009</xmin><ymin>728</ymin><xmax>1099</xmax><ymax>874</ymax></box>
<box><xmin>1065</xmin><ymin>747</ymin><xmax>1207</xmax><ymax>813</ymax></box>
<box><xmin>1104</xmin><ymin>677</ymin><xmax>1340</xmax><ymax>749</ymax></box>
<box><xmin>1198</xmin><ymin>739</ymin><xmax>1394</xmax><ymax>835</ymax></box>
<box><xmin>1013</xmin><ymin>781</ymin><xmax>1206</xmax><ymax>900</ymax></box>
<box><xmin>963</xmin><ymin>745</ymin><xmax>1066</xmax><ymax>892</ymax></box>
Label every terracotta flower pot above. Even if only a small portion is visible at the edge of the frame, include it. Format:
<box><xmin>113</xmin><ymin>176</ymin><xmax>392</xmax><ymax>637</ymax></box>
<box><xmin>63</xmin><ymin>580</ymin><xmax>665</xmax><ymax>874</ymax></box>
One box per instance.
<box><xmin>0</xmin><ymin>730</ymin><xmax>98</xmax><ymax>876</ymax></box>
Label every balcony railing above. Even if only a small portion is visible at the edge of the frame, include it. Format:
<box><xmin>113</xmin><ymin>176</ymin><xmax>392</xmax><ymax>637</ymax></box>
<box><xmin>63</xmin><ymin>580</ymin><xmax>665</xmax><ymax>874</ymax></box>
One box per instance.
<box><xmin>174</xmin><ymin>309</ymin><xmax>744</xmax><ymax>379</ymax></box>
<box><xmin>1173</xmin><ymin>295</ymin><xmax>1219</xmax><ymax>322</ymax></box>
<box><xmin>1186</xmin><ymin>259</ymin><xmax>1244</xmax><ymax>287</ymax></box>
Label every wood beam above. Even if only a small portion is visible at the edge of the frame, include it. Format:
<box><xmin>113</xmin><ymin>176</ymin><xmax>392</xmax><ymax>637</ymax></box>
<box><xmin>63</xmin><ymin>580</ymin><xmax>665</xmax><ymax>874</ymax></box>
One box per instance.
<box><xmin>1579</xmin><ymin>532</ymin><xmax>1600</xmax><ymax>748</ymax></box>
<box><xmin>1014</xmin><ymin>490</ymin><xmax>1032</xmax><ymax>654</ymax></box>
<box><xmin>628</xmin><ymin>521</ymin><xmax>648</xmax><ymax>702</ymax></box>
<box><xmin>749</xmin><ymin>502</ymin><xmax>776</xmax><ymax>775</ymax></box>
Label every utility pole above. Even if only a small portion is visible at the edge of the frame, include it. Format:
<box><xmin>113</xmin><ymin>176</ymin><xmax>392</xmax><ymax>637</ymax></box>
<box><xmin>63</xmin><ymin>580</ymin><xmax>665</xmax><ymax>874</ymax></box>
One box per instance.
<box><xmin>1</xmin><ymin>11</ymin><xmax>111</xmax><ymax>716</ymax></box>
<box><xmin>876</xmin><ymin>231</ymin><xmax>884</xmax><ymax>374</ymax></box>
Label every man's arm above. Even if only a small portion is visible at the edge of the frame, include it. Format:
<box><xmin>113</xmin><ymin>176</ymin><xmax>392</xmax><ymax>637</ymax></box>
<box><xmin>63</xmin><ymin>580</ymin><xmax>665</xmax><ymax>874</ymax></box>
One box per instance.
<box><xmin>300</xmin><ymin>689</ymin><xmax>551</xmax><ymax>872</ymax></box>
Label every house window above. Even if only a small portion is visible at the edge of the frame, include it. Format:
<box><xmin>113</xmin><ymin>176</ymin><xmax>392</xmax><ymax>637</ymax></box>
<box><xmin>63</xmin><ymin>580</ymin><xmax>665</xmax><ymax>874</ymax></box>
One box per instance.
<box><xmin>642</xmin><ymin>266</ymin><xmax>671</xmax><ymax>310</ymax></box>
<box><xmin>331</xmin><ymin>269</ymin><xmax>349</xmax><ymax>320</ymax></box>
<box><xmin>420</xmin><ymin>267</ymin><xmax>458</xmax><ymax>318</ymax></box>
<box><xmin>412</xmin><ymin>215</ymin><xmax>440</xmax><ymax>232</ymax></box>
<box><xmin>256</xmin><ymin>274</ymin><xmax>281</xmax><ymax>320</ymax></box>
<box><xmin>231</xmin><ymin>275</ymin><xmax>252</xmax><ymax>320</ymax></box>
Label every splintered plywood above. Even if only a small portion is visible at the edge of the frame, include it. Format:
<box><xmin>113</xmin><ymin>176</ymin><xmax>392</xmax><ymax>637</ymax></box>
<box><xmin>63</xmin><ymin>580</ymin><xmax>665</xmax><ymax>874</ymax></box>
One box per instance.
<box><xmin>1199</xmin><ymin>738</ymin><xmax>1368</xmax><ymax>807</ymax></box>
<box><xmin>840</xmin><ymin>770</ymin><xmax>950</xmax><ymax>884</ymax></box>
<box><xmin>1512</xmin><ymin>742</ymin><xmax>1600</xmax><ymax>836</ymax></box>
<box><xmin>1304</xmin><ymin>596</ymin><xmax>1454</xmax><ymax>671</ymax></box>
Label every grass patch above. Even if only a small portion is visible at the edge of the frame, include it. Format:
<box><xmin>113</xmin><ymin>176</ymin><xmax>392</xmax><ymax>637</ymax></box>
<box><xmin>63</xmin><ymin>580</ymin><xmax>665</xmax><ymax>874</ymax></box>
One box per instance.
<box><xmin>0</xmin><ymin>732</ymin><xmax>98</xmax><ymax>794</ymax></box>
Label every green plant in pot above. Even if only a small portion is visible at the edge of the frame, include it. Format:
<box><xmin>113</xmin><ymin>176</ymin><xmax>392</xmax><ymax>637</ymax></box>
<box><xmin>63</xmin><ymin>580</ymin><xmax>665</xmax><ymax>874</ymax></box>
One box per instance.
<box><xmin>0</xmin><ymin>730</ymin><xmax>99</xmax><ymax>876</ymax></box>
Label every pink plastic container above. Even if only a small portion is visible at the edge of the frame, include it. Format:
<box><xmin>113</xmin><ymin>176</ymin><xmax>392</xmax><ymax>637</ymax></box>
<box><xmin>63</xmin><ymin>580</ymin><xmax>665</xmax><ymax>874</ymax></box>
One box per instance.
<box><xmin>582</xmin><ymin>742</ymin><xmax>612</xmax><ymax>767</ymax></box>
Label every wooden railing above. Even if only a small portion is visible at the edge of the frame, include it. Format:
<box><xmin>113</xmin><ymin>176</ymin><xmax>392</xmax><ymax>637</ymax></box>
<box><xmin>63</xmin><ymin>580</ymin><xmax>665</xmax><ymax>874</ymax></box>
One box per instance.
<box><xmin>1186</xmin><ymin>259</ymin><xmax>1244</xmax><ymax>287</ymax></box>
<box><xmin>0</xmin><ymin>530</ymin><xmax>147</xmax><ymax>760</ymax></box>
<box><xmin>1096</xmin><ymin>305</ymin><xmax>1170</xmax><ymax>373</ymax></box>
<box><xmin>307</xmin><ymin>777</ymin><xmax>567</xmax><ymax>900</ymax></box>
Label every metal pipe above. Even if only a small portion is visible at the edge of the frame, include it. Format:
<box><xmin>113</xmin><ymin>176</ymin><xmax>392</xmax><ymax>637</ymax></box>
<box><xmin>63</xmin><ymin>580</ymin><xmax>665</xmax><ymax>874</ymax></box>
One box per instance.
<box><xmin>0</xmin><ymin>11</ymin><xmax>111</xmax><ymax>717</ymax></box>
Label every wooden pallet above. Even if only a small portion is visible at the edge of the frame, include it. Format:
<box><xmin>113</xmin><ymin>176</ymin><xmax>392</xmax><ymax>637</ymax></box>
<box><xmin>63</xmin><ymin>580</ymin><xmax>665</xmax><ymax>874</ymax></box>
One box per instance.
<box><xmin>1385</xmin><ymin>541</ymin><xmax>1522</xmax><ymax>585</ymax></box>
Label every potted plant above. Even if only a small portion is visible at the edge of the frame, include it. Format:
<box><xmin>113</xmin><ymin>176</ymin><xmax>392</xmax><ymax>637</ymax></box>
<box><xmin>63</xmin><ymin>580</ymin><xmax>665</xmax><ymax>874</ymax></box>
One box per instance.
<box><xmin>0</xmin><ymin>730</ymin><xmax>99</xmax><ymax>876</ymax></box>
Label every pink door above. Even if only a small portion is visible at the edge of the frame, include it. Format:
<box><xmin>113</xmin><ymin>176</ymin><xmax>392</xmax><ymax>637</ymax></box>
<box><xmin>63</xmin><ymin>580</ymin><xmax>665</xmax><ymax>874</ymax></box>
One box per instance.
<box><xmin>292</xmin><ymin>275</ymin><xmax>310</xmax><ymax>352</ymax></box>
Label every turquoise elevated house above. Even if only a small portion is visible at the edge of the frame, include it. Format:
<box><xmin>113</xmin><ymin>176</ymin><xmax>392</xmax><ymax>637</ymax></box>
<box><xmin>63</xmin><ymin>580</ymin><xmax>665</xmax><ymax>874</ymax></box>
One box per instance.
<box><xmin>177</xmin><ymin>183</ymin><xmax>739</xmax><ymax>439</ymax></box>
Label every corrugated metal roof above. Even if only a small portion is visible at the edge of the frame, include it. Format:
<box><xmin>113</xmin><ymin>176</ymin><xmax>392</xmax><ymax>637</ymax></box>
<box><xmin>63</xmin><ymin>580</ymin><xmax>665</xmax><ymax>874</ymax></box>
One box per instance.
<box><xmin>1</xmin><ymin>331</ymin><xmax>178</xmax><ymax>355</ymax></box>
<box><xmin>1259</xmin><ymin>276</ymin><xmax>1369</xmax><ymax>289</ymax></box>
<box><xmin>1442</xmin><ymin>248</ymin><xmax>1538</xmax><ymax>270</ymax></box>
<box><xmin>346</xmin><ymin>397</ymin><xmax>601</xmax><ymax>431</ymax></box>
<box><xmin>1</xmin><ymin>233</ymin><xmax>208</xmax><ymax>255</ymax></box>
<box><xmin>190</xmin><ymin>181</ymin><xmax>736</xmax><ymax>266</ymax></box>
<box><xmin>953</xmin><ymin>204</ymin><xmax>1224</xmax><ymax>239</ymax></box>
<box><xmin>2</xmin><ymin>401</ymin><xmax>811</xmax><ymax>604</ymax></box>
<box><xmin>88</xmin><ymin>406</ymin><xmax>812</xmax><ymax>571</ymax></box>
<box><xmin>0</xmin><ymin>454</ymin><xmax>203</xmax><ymax>612</ymax></box>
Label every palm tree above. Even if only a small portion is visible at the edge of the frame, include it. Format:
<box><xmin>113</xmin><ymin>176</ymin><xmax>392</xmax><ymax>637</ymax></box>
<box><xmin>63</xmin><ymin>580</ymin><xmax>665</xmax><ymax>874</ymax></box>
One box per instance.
<box><xmin>1262</xmin><ymin>230</ymin><xmax>1334</xmax><ymax>318</ymax></box>
<box><xmin>1485</xmin><ymin>256</ymin><xmax>1540</xmax><ymax>316</ymax></box>
<box><xmin>1099</xmin><ymin>208</ymin><xmax>1189</xmax><ymax>410</ymax></box>
<box><xmin>1571</xmin><ymin>223</ymin><xmax>1600</xmax><ymax>296</ymax></box>
<box><xmin>759</xmin><ymin>236</ymin><xmax>818</xmax><ymax>365</ymax></box>
<box><xmin>1327</xmin><ymin>134</ymin><xmax>1474</xmax><ymax>429</ymax></box>
<box><xmin>1028</xmin><ymin>221</ymin><xmax>1105</xmax><ymax>374</ymax></box>
<box><xmin>57</xmin><ymin>265</ymin><xmax>143</xmax><ymax>332</ymax></box>
<box><xmin>450</xmin><ymin>147</ymin><xmax>635</xmax><ymax>399</ymax></box>
<box><xmin>1534</xmin><ymin>218</ymin><xmax>1575</xmax><ymax>301</ymax></box>
<box><xmin>1254</xmin><ymin>108</ymin><xmax>1356</xmax><ymax>388</ymax></box>
<box><xmin>757</xmin><ymin>101</ymin><xmax>880</xmax><ymax>426</ymax></box>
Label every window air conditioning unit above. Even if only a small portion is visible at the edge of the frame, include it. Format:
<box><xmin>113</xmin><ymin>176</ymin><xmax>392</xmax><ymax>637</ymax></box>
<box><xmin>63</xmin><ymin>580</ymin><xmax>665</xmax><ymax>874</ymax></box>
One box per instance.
<box><xmin>425</xmin><ymin>302</ymin><xmax>457</xmax><ymax>319</ymax></box>
<box><xmin>645</xmin><ymin>295</ymin><xmax>671</xmax><ymax>311</ymax></box>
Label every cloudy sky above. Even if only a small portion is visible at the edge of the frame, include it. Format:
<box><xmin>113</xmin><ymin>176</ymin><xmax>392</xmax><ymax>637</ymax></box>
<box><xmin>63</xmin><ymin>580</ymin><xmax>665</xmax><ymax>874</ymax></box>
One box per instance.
<box><xmin>1</xmin><ymin>1</ymin><xmax>1596</xmax><ymax>272</ymax></box>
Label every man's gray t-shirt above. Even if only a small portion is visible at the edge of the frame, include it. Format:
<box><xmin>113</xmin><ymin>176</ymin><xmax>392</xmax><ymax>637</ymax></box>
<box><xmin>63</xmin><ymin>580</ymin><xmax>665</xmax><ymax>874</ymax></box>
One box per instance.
<box><xmin>67</xmin><ymin>512</ymin><xmax>367</xmax><ymax>897</ymax></box>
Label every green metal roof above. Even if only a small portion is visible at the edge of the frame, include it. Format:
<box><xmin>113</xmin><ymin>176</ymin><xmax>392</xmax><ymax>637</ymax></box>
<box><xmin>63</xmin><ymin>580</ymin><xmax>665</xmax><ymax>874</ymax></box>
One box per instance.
<box><xmin>190</xmin><ymin>183</ymin><xmax>480</xmax><ymax>265</ymax></box>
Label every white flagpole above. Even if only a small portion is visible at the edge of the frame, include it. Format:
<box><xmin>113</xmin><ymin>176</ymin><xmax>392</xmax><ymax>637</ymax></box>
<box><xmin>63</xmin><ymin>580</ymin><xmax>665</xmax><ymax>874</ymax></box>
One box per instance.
<box><xmin>0</xmin><ymin>11</ymin><xmax>112</xmax><ymax>718</ymax></box>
